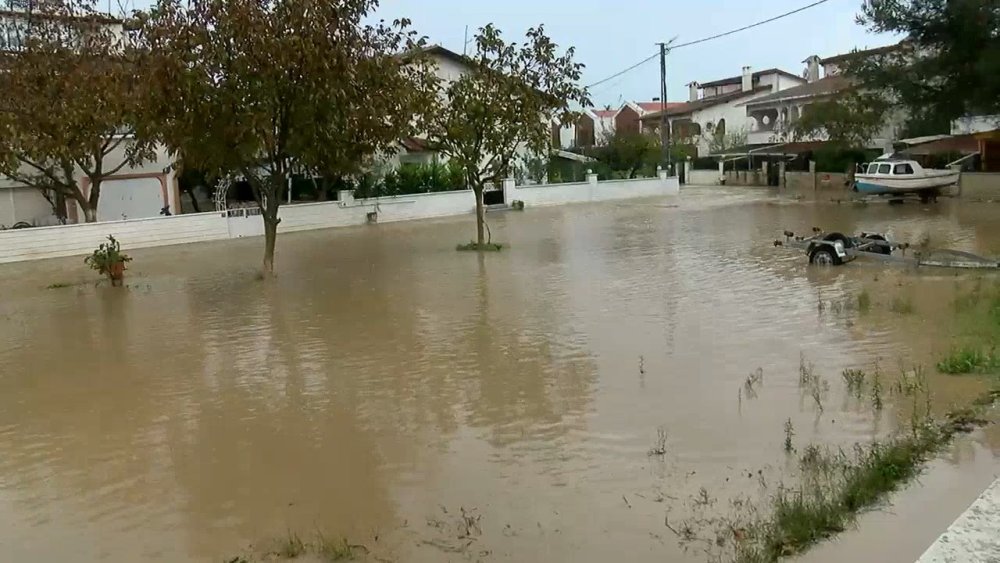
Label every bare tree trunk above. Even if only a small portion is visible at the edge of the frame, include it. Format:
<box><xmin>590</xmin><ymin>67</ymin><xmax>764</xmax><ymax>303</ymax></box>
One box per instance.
<box><xmin>262</xmin><ymin>214</ymin><xmax>278</xmax><ymax>275</ymax></box>
<box><xmin>474</xmin><ymin>185</ymin><xmax>485</xmax><ymax>245</ymax></box>
<box><xmin>82</xmin><ymin>203</ymin><xmax>98</xmax><ymax>223</ymax></box>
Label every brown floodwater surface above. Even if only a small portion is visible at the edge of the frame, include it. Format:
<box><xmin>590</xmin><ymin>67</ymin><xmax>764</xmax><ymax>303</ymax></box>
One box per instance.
<box><xmin>0</xmin><ymin>187</ymin><xmax>998</xmax><ymax>562</ymax></box>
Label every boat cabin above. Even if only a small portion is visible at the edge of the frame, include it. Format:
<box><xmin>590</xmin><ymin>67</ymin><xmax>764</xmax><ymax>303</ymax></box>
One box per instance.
<box><xmin>861</xmin><ymin>160</ymin><xmax>921</xmax><ymax>176</ymax></box>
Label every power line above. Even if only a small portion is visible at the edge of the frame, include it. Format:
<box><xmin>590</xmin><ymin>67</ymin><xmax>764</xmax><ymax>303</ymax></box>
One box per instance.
<box><xmin>585</xmin><ymin>0</ymin><xmax>832</xmax><ymax>89</ymax></box>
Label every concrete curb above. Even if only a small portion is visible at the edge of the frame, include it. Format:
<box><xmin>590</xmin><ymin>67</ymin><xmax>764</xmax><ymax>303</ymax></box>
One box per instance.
<box><xmin>916</xmin><ymin>476</ymin><xmax>1000</xmax><ymax>562</ymax></box>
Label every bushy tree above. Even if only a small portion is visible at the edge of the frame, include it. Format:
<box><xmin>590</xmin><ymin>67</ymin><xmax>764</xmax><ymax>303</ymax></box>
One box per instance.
<box><xmin>851</xmin><ymin>0</ymin><xmax>1000</xmax><ymax>128</ymax></box>
<box><xmin>586</xmin><ymin>130</ymin><xmax>659</xmax><ymax>179</ymax></box>
<box><xmin>0</xmin><ymin>0</ymin><xmax>156</xmax><ymax>223</ymax></box>
<box><xmin>793</xmin><ymin>91</ymin><xmax>891</xmax><ymax>147</ymax></box>
<box><xmin>425</xmin><ymin>25</ymin><xmax>589</xmax><ymax>248</ymax></box>
<box><xmin>137</xmin><ymin>0</ymin><xmax>436</xmax><ymax>274</ymax></box>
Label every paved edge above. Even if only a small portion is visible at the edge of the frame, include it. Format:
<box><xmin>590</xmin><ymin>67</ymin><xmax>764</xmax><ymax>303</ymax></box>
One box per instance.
<box><xmin>916</xmin><ymin>476</ymin><xmax>1000</xmax><ymax>562</ymax></box>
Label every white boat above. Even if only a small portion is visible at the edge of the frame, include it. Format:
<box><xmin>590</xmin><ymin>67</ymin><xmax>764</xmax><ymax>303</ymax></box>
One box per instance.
<box><xmin>853</xmin><ymin>159</ymin><xmax>959</xmax><ymax>197</ymax></box>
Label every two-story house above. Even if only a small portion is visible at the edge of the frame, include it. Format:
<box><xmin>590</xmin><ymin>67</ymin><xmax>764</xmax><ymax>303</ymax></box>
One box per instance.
<box><xmin>639</xmin><ymin>66</ymin><xmax>805</xmax><ymax>156</ymax></box>
<box><xmin>740</xmin><ymin>44</ymin><xmax>902</xmax><ymax>150</ymax></box>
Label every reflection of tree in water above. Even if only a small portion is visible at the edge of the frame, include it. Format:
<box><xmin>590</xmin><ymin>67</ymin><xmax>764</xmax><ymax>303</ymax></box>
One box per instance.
<box><xmin>444</xmin><ymin>254</ymin><xmax>598</xmax><ymax>448</ymax></box>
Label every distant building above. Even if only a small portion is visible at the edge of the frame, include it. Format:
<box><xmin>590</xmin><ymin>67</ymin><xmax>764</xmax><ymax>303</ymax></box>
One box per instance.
<box><xmin>639</xmin><ymin>67</ymin><xmax>805</xmax><ymax>156</ymax></box>
<box><xmin>739</xmin><ymin>44</ymin><xmax>903</xmax><ymax>150</ymax></box>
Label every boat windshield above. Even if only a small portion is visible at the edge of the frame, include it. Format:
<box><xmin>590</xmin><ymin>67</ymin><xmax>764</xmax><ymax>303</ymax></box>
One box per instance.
<box><xmin>877</xmin><ymin>163</ymin><xmax>891</xmax><ymax>174</ymax></box>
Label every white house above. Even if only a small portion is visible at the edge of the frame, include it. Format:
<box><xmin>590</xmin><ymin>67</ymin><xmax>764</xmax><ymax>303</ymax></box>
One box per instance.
<box><xmin>640</xmin><ymin>66</ymin><xmax>805</xmax><ymax>156</ymax></box>
<box><xmin>739</xmin><ymin>44</ymin><xmax>902</xmax><ymax>150</ymax></box>
<box><xmin>0</xmin><ymin>3</ymin><xmax>177</xmax><ymax>227</ymax></box>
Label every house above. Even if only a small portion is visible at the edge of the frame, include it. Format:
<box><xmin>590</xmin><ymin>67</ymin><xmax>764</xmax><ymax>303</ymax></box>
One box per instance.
<box><xmin>739</xmin><ymin>44</ymin><xmax>903</xmax><ymax>150</ymax></box>
<box><xmin>0</xmin><ymin>1</ymin><xmax>178</xmax><ymax>227</ymax></box>
<box><xmin>639</xmin><ymin>67</ymin><xmax>805</xmax><ymax>156</ymax></box>
<box><xmin>552</xmin><ymin>101</ymin><xmax>681</xmax><ymax>150</ymax></box>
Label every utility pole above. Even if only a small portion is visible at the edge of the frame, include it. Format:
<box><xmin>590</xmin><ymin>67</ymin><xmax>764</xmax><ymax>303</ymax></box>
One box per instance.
<box><xmin>657</xmin><ymin>42</ymin><xmax>671</xmax><ymax>174</ymax></box>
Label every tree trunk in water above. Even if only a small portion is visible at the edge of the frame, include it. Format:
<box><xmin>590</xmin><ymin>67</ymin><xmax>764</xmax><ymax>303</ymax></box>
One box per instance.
<box><xmin>263</xmin><ymin>216</ymin><xmax>278</xmax><ymax>275</ymax></box>
<box><xmin>474</xmin><ymin>186</ymin><xmax>485</xmax><ymax>245</ymax></box>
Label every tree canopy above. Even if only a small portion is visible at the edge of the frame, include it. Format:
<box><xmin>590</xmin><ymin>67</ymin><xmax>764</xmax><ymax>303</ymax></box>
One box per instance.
<box><xmin>0</xmin><ymin>0</ymin><xmax>156</xmax><ymax>223</ymax></box>
<box><xmin>424</xmin><ymin>24</ymin><xmax>589</xmax><ymax>247</ymax></box>
<box><xmin>138</xmin><ymin>0</ymin><xmax>436</xmax><ymax>273</ymax></box>
<box><xmin>850</xmin><ymin>0</ymin><xmax>1000</xmax><ymax>129</ymax></box>
<box><xmin>793</xmin><ymin>90</ymin><xmax>891</xmax><ymax>148</ymax></box>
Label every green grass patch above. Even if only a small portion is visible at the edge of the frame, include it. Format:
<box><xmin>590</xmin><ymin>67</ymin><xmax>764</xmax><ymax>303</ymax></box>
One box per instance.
<box><xmin>456</xmin><ymin>241</ymin><xmax>504</xmax><ymax>252</ymax></box>
<box><xmin>937</xmin><ymin>346</ymin><xmax>999</xmax><ymax>374</ymax></box>
<box><xmin>890</xmin><ymin>295</ymin><xmax>914</xmax><ymax>315</ymax></box>
<box><xmin>856</xmin><ymin>290</ymin><xmax>871</xmax><ymax>313</ymax></box>
<box><xmin>226</xmin><ymin>531</ymin><xmax>361</xmax><ymax>562</ymax></box>
<box><xmin>728</xmin><ymin>404</ymin><xmax>991</xmax><ymax>563</ymax></box>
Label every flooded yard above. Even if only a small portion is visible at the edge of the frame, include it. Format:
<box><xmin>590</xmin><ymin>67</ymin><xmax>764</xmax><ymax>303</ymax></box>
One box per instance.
<box><xmin>0</xmin><ymin>186</ymin><xmax>998</xmax><ymax>562</ymax></box>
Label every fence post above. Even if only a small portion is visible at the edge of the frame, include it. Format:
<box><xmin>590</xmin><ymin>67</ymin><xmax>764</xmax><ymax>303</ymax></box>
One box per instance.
<box><xmin>809</xmin><ymin>160</ymin><xmax>817</xmax><ymax>191</ymax></box>
<box><xmin>779</xmin><ymin>160</ymin><xmax>787</xmax><ymax>188</ymax></box>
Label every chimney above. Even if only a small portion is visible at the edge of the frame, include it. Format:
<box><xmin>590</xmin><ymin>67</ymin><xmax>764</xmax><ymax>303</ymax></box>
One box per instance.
<box><xmin>687</xmin><ymin>81</ymin><xmax>699</xmax><ymax>102</ymax></box>
<box><xmin>803</xmin><ymin>55</ymin><xmax>820</xmax><ymax>82</ymax></box>
<box><xmin>741</xmin><ymin>66</ymin><xmax>752</xmax><ymax>92</ymax></box>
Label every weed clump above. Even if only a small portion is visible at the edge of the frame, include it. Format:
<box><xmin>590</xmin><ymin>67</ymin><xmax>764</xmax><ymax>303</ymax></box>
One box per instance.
<box><xmin>456</xmin><ymin>241</ymin><xmax>503</xmax><ymax>252</ymax></box>
<box><xmin>856</xmin><ymin>289</ymin><xmax>872</xmax><ymax>313</ymax></box>
<box><xmin>937</xmin><ymin>346</ymin><xmax>999</xmax><ymax>374</ymax></box>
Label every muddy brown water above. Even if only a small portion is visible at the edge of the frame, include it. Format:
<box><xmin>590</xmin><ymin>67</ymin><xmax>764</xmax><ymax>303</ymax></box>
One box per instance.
<box><xmin>0</xmin><ymin>186</ymin><xmax>998</xmax><ymax>562</ymax></box>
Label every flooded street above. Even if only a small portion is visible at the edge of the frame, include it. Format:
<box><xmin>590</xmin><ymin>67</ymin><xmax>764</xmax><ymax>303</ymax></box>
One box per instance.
<box><xmin>0</xmin><ymin>186</ymin><xmax>998</xmax><ymax>562</ymax></box>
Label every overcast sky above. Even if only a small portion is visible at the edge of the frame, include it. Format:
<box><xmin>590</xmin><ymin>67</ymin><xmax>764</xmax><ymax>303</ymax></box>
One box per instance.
<box><xmin>373</xmin><ymin>0</ymin><xmax>897</xmax><ymax>108</ymax></box>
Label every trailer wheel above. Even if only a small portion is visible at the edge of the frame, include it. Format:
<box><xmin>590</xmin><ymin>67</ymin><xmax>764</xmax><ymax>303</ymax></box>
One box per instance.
<box><xmin>809</xmin><ymin>247</ymin><xmax>841</xmax><ymax>266</ymax></box>
<box><xmin>866</xmin><ymin>234</ymin><xmax>892</xmax><ymax>255</ymax></box>
<box><xmin>823</xmin><ymin>232</ymin><xmax>853</xmax><ymax>249</ymax></box>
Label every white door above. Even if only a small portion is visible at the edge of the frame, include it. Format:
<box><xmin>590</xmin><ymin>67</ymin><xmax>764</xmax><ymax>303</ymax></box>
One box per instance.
<box><xmin>97</xmin><ymin>177</ymin><xmax>164</xmax><ymax>222</ymax></box>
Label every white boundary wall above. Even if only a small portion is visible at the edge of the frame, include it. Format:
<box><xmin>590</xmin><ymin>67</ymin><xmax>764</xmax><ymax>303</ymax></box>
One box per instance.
<box><xmin>505</xmin><ymin>171</ymin><xmax>679</xmax><ymax>206</ymax></box>
<box><xmin>0</xmin><ymin>176</ymin><xmax>678</xmax><ymax>264</ymax></box>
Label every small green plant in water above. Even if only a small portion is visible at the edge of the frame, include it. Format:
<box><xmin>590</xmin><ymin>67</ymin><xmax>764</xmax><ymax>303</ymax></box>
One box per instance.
<box><xmin>937</xmin><ymin>346</ymin><xmax>999</xmax><ymax>374</ymax></box>
<box><xmin>783</xmin><ymin>418</ymin><xmax>794</xmax><ymax>453</ymax></box>
<box><xmin>46</xmin><ymin>282</ymin><xmax>72</xmax><ymax>289</ymax></box>
<box><xmin>456</xmin><ymin>241</ymin><xmax>503</xmax><ymax>252</ymax></box>
<box><xmin>871</xmin><ymin>362</ymin><xmax>883</xmax><ymax>411</ymax></box>
<box><xmin>857</xmin><ymin>289</ymin><xmax>871</xmax><ymax>313</ymax></box>
<box><xmin>84</xmin><ymin>235</ymin><xmax>131</xmax><ymax>286</ymax></box>
<box><xmin>842</xmin><ymin>369</ymin><xmax>866</xmax><ymax>397</ymax></box>
<box><xmin>890</xmin><ymin>295</ymin><xmax>914</xmax><ymax>315</ymax></box>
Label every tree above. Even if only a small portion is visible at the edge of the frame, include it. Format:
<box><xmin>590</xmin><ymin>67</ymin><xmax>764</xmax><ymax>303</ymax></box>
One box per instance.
<box><xmin>707</xmin><ymin>127</ymin><xmax>747</xmax><ymax>155</ymax></box>
<box><xmin>586</xmin><ymin>130</ymin><xmax>659</xmax><ymax>179</ymax></box>
<box><xmin>851</xmin><ymin>0</ymin><xmax>1000</xmax><ymax>128</ymax></box>
<box><xmin>0</xmin><ymin>0</ymin><xmax>156</xmax><ymax>223</ymax></box>
<box><xmin>137</xmin><ymin>0</ymin><xmax>436</xmax><ymax>274</ymax></box>
<box><xmin>792</xmin><ymin>91</ymin><xmax>890</xmax><ymax>148</ymax></box>
<box><xmin>425</xmin><ymin>25</ymin><xmax>589</xmax><ymax>248</ymax></box>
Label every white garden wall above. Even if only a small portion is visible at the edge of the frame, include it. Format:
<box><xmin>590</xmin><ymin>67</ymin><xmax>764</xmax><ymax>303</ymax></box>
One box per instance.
<box><xmin>688</xmin><ymin>170</ymin><xmax>721</xmax><ymax>185</ymax></box>
<box><xmin>506</xmin><ymin>172</ymin><xmax>679</xmax><ymax>206</ymax></box>
<box><xmin>0</xmin><ymin>176</ymin><xmax>678</xmax><ymax>264</ymax></box>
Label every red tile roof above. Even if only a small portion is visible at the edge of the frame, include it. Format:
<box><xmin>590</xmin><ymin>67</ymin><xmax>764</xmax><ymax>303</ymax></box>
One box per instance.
<box><xmin>593</xmin><ymin>109</ymin><xmax>618</xmax><ymax>118</ymax></box>
<box><xmin>635</xmin><ymin>102</ymin><xmax>683</xmax><ymax>113</ymax></box>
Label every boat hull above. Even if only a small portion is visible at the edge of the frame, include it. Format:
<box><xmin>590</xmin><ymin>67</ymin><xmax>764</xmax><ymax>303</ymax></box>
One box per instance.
<box><xmin>854</xmin><ymin>172</ymin><xmax>959</xmax><ymax>195</ymax></box>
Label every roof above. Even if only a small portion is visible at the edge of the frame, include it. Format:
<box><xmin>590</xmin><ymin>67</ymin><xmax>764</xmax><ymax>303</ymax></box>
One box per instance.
<box><xmin>710</xmin><ymin>140</ymin><xmax>844</xmax><ymax>158</ymax></box>
<box><xmin>699</xmin><ymin>68</ymin><xmax>801</xmax><ymax>89</ymax></box>
<box><xmin>420</xmin><ymin>45</ymin><xmax>469</xmax><ymax>67</ymax></box>
<box><xmin>640</xmin><ymin>85</ymin><xmax>773</xmax><ymax>120</ymax></box>
<box><xmin>820</xmin><ymin>42</ymin><xmax>901</xmax><ymax>65</ymax></box>
<box><xmin>399</xmin><ymin>137</ymin><xmax>431</xmax><ymax>152</ymax></box>
<box><xmin>902</xmin><ymin>134</ymin><xmax>981</xmax><ymax>156</ymax></box>
<box><xmin>634</xmin><ymin>101</ymin><xmax>683</xmax><ymax>113</ymax></box>
<box><xmin>742</xmin><ymin>75</ymin><xmax>852</xmax><ymax>107</ymax></box>
<box><xmin>593</xmin><ymin>109</ymin><xmax>617</xmax><ymax>118</ymax></box>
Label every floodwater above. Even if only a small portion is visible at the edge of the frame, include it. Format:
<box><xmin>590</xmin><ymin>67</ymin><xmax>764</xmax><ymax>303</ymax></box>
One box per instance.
<box><xmin>0</xmin><ymin>186</ymin><xmax>998</xmax><ymax>563</ymax></box>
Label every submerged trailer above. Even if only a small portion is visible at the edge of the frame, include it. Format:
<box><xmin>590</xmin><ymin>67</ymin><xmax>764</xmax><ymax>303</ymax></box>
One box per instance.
<box><xmin>775</xmin><ymin>229</ymin><xmax>1000</xmax><ymax>269</ymax></box>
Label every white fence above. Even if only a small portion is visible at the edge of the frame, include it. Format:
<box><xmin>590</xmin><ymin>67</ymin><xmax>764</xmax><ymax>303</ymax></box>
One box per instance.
<box><xmin>0</xmin><ymin>175</ymin><xmax>679</xmax><ymax>264</ymax></box>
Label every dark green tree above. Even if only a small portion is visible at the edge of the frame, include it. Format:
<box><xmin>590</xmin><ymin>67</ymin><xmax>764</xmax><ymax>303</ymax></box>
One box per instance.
<box><xmin>851</xmin><ymin>0</ymin><xmax>1000</xmax><ymax>129</ymax></box>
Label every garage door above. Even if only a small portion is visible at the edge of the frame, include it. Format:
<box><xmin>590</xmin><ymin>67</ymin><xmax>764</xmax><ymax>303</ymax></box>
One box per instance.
<box><xmin>97</xmin><ymin>177</ymin><xmax>164</xmax><ymax>222</ymax></box>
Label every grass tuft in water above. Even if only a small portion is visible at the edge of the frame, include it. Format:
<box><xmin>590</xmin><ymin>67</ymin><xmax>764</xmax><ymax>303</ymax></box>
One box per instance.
<box><xmin>841</xmin><ymin>369</ymin><xmax>866</xmax><ymax>396</ymax></box>
<box><xmin>856</xmin><ymin>289</ymin><xmax>872</xmax><ymax>313</ymax></box>
<box><xmin>456</xmin><ymin>241</ymin><xmax>503</xmax><ymax>252</ymax></box>
<box><xmin>890</xmin><ymin>296</ymin><xmax>914</xmax><ymax>315</ymax></box>
<box><xmin>937</xmin><ymin>346</ymin><xmax>999</xmax><ymax>374</ymax></box>
<box><xmin>725</xmin><ymin>401</ymin><xmax>993</xmax><ymax>563</ymax></box>
<box><xmin>46</xmin><ymin>282</ymin><xmax>73</xmax><ymax>289</ymax></box>
<box><xmin>783</xmin><ymin>419</ymin><xmax>794</xmax><ymax>453</ymax></box>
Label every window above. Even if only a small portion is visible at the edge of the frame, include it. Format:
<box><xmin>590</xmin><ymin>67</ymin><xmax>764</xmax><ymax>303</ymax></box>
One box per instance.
<box><xmin>867</xmin><ymin>163</ymin><xmax>879</xmax><ymax>174</ymax></box>
<box><xmin>877</xmin><ymin>164</ymin><xmax>891</xmax><ymax>174</ymax></box>
<box><xmin>893</xmin><ymin>163</ymin><xmax>914</xmax><ymax>175</ymax></box>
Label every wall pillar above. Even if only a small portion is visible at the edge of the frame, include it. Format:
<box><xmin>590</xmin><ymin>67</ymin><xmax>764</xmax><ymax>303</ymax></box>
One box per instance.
<box><xmin>809</xmin><ymin>160</ymin><xmax>817</xmax><ymax>191</ymax></box>
<box><xmin>502</xmin><ymin>178</ymin><xmax>516</xmax><ymax>203</ymax></box>
<box><xmin>779</xmin><ymin>160</ymin><xmax>787</xmax><ymax>188</ymax></box>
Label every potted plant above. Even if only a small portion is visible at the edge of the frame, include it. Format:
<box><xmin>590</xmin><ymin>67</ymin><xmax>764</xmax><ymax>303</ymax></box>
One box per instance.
<box><xmin>84</xmin><ymin>235</ymin><xmax>132</xmax><ymax>286</ymax></box>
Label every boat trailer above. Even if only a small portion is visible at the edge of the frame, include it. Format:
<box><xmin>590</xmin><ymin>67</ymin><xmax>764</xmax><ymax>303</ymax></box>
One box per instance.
<box><xmin>774</xmin><ymin>228</ymin><xmax>1000</xmax><ymax>269</ymax></box>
